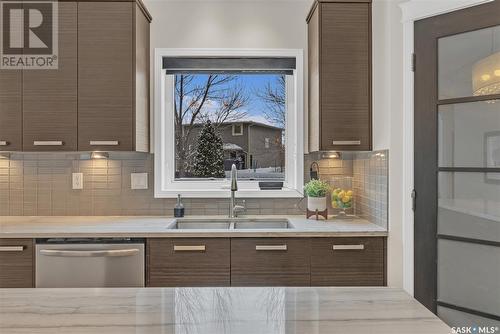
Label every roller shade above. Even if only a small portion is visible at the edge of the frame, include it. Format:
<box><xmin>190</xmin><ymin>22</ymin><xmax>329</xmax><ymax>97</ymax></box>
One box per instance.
<box><xmin>163</xmin><ymin>57</ymin><xmax>296</xmax><ymax>75</ymax></box>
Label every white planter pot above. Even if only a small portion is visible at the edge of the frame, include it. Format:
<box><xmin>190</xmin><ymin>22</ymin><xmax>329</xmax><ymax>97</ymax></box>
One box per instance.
<box><xmin>307</xmin><ymin>196</ymin><xmax>327</xmax><ymax>211</ymax></box>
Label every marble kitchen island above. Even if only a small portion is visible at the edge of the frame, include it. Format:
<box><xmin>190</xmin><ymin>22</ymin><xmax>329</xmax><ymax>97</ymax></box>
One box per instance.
<box><xmin>0</xmin><ymin>287</ymin><xmax>450</xmax><ymax>334</ymax></box>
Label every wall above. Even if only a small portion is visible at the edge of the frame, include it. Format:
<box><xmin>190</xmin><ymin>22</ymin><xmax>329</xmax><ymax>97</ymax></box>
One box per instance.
<box><xmin>372</xmin><ymin>0</ymin><xmax>406</xmax><ymax>288</ymax></box>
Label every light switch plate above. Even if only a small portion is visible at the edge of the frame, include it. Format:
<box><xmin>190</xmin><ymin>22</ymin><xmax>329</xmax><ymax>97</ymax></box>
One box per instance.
<box><xmin>72</xmin><ymin>173</ymin><xmax>83</xmax><ymax>190</ymax></box>
<box><xmin>131</xmin><ymin>173</ymin><xmax>148</xmax><ymax>190</ymax></box>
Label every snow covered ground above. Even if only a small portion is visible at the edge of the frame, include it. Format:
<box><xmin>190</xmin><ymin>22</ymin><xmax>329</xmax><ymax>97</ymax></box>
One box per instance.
<box><xmin>225</xmin><ymin>167</ymin><xmax>285</xmax><ymax>180</ymax></box>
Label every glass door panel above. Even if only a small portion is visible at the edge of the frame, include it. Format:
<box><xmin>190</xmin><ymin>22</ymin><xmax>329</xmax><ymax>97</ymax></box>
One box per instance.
<box><xmin>439</xmin><ymin>26</ymin><xmax>500</xmax><ymax>100</ymax></box>
<box><xmin>438</xmin><ymin>101</ymin><xmax>500</xmax><ymax>168</ymax></box>
<box><xmin>437</xmin><ymin>239</ymin><xmax>500</xmax><ymax>317</ymax></box>
<box><xmin>438</xmin><ymin>171</ymin><xmax>500</xmax><ymax>242</ymax></box>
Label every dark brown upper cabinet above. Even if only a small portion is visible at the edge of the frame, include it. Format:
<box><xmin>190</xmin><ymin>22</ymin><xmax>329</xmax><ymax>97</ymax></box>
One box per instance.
<box><xmin>0</xmin><ymin>70</ymin><xmax>22</xmax><ymax>151</ymax></box>
<box><xmin>0</xmin><ymin>0</ymin><xmax>150</xmax><ymax>152</ymax></box>
<box><xmin>307</xmin><ymin>0</ymin><xmax>372</xmax><ymax>152</ymax></box>
<box><xmin>78</xmin><ymin>1</ymin><xmax>151</xmax><ymax>152</ymax></box>
<box><xmin>23</xmin><ymin>2</ymin><xmax>78</xmax><ymax>151</ymax></box>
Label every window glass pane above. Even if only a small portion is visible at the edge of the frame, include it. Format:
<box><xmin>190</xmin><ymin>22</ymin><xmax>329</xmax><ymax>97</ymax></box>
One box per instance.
<box><xmin>438</xmin><ymin>25</ymin><xmax>500</xmax><ymax>100</ymax></box>
<box><xmin>438</xmin><ymin>100</ymin><xmax>500</xmax><ymax>167</ymax></box>
<box><xmin>438</xmin><ymin>172</ymin><xmax>500</xmax><ymax>242</ymax></box>
<box><xmin>173</xmin><ymin>73</ymin><xmax>286</xmax><ymax>181</ymax></box>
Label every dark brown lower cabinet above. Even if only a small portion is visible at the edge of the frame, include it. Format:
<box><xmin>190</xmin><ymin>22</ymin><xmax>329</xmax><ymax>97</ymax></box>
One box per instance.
<box><xmin>146</xmin><ymin>237</ymin><xmax>386</xmax><ymax>287</ymax></box>
<box><xmin>231</xmin><ymin>238</ymin><xmax>311</xmax><ymax>286</ymax></box>
<box><xmin>147</xmin><ymin>238</ymin><xmax>230</xmax><ymax>287</ymax></box>
<box><xmin>311</xmin><ymin>237</ymin><xmax>385</xmax><ymax>286</ymax></box>
<box><xmin>0</xmin><ymin>239</ymin><xmax>34</xmax><ymax>288</ymax></box>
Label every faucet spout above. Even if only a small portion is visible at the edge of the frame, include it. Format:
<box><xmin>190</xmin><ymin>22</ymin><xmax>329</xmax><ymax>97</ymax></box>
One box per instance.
<box><xmin>229</xmin><ymin>164</ymin><xmax>238</xmax><ymax>218</ymax></box>
<box><xmin>230</xmin><ymin>164</ymin><xmax>238</xmax><ymax>191</ymax></box>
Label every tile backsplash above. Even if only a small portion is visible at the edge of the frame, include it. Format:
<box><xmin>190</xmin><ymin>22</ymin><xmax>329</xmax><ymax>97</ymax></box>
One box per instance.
<box><xmin>0</xmin><ymin>150</ymin><xmax>388</xmax><ymax>229</ymax></box>
<box><xmin>0</xmin><ymin>153</ymin><xmax>303</xmax><ymax>216</ymax></box>
<box><xmin>304</xmin><ymin>150</ymin><xmax>388</xmax><ymax>229</ymax></box>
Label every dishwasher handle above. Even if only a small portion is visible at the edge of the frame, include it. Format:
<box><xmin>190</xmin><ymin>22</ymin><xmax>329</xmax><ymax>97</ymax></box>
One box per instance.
<box><xmin>39</xmin><ymin>248</ymin><xmax>140</xmax><ymax>257</ymax></box>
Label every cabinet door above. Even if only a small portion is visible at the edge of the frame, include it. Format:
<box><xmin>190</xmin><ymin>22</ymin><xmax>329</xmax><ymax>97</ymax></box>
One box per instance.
<box><xmin>78</xmin><ymin>2</ymin><xmax>134</xmax><ymax>151</ymax></box>
<box><xmin>311</xmin><ymin>237</ymin><xmax>385</xmax><ymax>286</ymax></box>
<box><xmin>0</xmin><ymin>239</ymin><xmax>34</xmax><ymax>288</ymax></box>
<box><xmin>147</xmin><ymin>238</ymin><xmax>230</xmax><ymax>287</ymax></box>
<box><xmin>23</xmin><ymin>2</ymin><xmax>77</xmax><ymax>151</ymax></box>
<box><xmin>0</xmin><ymin>70</ymin><xmax>22</xmax><ymax>151</ymax></box>
<box><xmin>320</xmin><ymin>3</ymin><xmax>371</xmax><ymax>151</ymax></box>
<box><xmin>231</xmin><ymin>238</ymin><xmax>311</xmax><ymax>286</ymax></box>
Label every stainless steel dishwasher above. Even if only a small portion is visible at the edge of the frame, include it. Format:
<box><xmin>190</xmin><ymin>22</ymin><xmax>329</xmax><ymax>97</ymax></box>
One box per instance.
<box><xmin>36</xmin><ymin>238</ymin><xmax>145</xmax><ymax>288</ymax></box>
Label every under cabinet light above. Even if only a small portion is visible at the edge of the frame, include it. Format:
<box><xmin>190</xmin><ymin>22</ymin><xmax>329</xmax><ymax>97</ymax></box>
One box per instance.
<box><xmin>91</xmin><ymin>152</ymin><xmax>109</xmax><ymax>159</ymax></box>
<box><xmin>321</xmin><ymin>152</ymin><xmax>341</xmax><ymax>160</ymax></box>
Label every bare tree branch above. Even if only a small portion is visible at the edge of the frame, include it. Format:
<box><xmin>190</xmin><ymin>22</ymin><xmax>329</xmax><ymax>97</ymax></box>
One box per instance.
<box><xmin>255</xmin><ymin>75</ymin><xmax>286</xmax><ymax>129</ymax></box>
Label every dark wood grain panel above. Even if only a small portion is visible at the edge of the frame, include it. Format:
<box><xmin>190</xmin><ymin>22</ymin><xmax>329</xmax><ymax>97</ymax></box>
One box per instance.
<box><xmin>147</xmin><ymin>238</ymin><xmax>230</xmax><ymax>287</ymax></box>
<box><xmin>0</xmin><ymin>239</ymin><xmax>34</xmax><ymax>288</ymax></box>
<box><xmin>78</xmin><ymin>2</ymin><xmax>134</xmax><ymax>151</ymax></box>
<box><xmin>311</xmin><ymin>237</ymin><xmax>384</xmax><ymax>286</ymax></box>
<box><xmin>23</xmin><ymin>2</ymin><xmax>77</xmax><ymax>151</ymax></box>
<box><xmin>319</xmin><ymin>2</ymin><xmax>371</xmax><ymax>151</ymax></box>
<box><xmin>133</xmin><ymin>3</ymin><xmax>150</xmax><ymax>153</ymax></box>
<box><xmin>0</xmin><ymin>70</ymin><xmax>22</xmax><ymax>151</ymax></box>
<box><xmin>231</xmin><ymin>238</ymin><xmax>311</xmax><ymax>286</ymax></box>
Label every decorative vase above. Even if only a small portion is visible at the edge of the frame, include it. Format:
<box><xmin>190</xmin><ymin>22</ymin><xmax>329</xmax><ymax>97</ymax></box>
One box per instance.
<box><xmin>307</xmin><ymin>196</ymin><xmax>327</xmax><ymax>211</ymax></box>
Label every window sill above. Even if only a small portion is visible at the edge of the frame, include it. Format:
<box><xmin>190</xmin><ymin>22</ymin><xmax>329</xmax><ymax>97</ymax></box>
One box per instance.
<box><xmin>154</xmin><ymin>188</ymin><xmax>304</xmax><ymax>198</ymax></box>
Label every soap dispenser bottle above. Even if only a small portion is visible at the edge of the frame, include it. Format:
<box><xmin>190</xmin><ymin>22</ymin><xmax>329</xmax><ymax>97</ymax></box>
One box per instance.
<box><xmin>174</xmin><ymin>194</ymin><xmax>185</xmax><ymax>217</ymax></box>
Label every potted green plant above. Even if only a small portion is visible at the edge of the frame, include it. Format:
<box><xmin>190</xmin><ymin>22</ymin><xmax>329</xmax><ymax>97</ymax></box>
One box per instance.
<box><xmin>304</xmin><ymin>179</ymin><xmax>330</xmax><ymax>212</ymax></box>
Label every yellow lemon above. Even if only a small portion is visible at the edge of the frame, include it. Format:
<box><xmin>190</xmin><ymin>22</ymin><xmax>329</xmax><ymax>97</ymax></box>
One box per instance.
<box><xmin>342</xmin><ymin>196</ymin><xmax>350</xmax><ymax>203</ymax></box>
<box><xmin>332</xmin><ymin>201</ymin><xmax>338</xmax><ymax>208</ymax></box>
<box><xmin>346</xmin><ymin>190</ymin><xmax>353</xmax><ymax>196</ymax></box>
<box><xmin>338</xmin><ymin>191</ymin><xmax>345</xmax><ymax>198</ymax></box>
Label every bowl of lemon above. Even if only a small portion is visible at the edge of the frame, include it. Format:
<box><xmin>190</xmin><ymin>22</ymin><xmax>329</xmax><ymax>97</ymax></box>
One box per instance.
<box><xmin>331</xmin><ymin>188</ymin><xmax>353</xmax><ymax>216</ymax></box>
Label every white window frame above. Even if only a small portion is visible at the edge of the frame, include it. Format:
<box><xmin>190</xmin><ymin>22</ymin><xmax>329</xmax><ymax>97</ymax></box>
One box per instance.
<box><xmin>154</xmin><ymin>48</ymin><xmax>304</xmax><ymax>198</ymax></box>
<box><xmin>232</xmin><ymin>124</ymin><xmax>243</xmax><ymax>136</ymax></box>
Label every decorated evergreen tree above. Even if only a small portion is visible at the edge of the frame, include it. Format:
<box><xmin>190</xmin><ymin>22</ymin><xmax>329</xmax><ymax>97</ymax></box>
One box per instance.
<box><xmin>193</xmin><ymin>120</ymin><xmax>225</xmax><ymax>178</ymax></box>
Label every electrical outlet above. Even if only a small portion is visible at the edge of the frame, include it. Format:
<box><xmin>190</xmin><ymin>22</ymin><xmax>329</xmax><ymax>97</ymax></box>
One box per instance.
<box><xmin>72</xmin><ymin>173</ymin><xmax>83</xmax><ymax>190</ymax></box>
<box><xmin>131</xmin><ymin>173</ymin><xmax>148</xmax><ymax>190</ymax></box>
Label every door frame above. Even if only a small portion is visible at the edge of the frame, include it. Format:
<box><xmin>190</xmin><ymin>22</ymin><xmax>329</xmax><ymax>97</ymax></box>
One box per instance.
<box><xmin>399</xmin><ymin>0</ymin><xmax>495</xmax><ymax>300</ymax></box>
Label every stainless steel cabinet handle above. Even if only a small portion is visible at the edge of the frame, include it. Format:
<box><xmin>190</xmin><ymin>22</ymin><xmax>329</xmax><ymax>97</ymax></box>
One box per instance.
<box><xmin>0</xmin><ymin>141</ymin><xmax>8</xmax><ymax>146</ymax></box>
<box><xmin>255</xmin><ymin>245</ymin><xmax>287</xmax><ymax>251</ymax></box>
<box><xmin>173</xmin><ymin>245</ymin><xmax>206</xmax><ymax>252</ymax></box>
<box><xmin>39</xmin><ymin>249</ymin><xmax>140</xmax><ymax>257</ymax></box>
<box><xmin>332</xmin><ymin>140</ymin><xmax>361</xmax><ymax>146</ymax></box>
<box><xmin>332</xmin><ymin>244</ymin><xmax>365</xmax><ymax>250</ymax></box>
<box><xmin>0</xmin><ymin>246</ymin><xmax>25</xmax><ymax>252</ymax></box>
<box><xmin>90</xmin><ymin>141</ymin><xmax>119</xmax><ymax>146</ymax></box>
<box><xmin>33</xmin><ymin>141</ymin><xmax>63</xmax><ymax>146</ymax></box>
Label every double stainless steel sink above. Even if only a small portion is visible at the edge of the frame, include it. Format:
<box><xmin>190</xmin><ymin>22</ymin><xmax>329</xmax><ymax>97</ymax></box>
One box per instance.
<box><xmin>168</xmin><ymin>218</ymin><xmax>293</xmax><ymax>230</ymax></box>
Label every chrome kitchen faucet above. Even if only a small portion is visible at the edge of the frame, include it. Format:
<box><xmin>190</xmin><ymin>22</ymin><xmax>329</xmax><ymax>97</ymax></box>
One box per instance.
<box><xmin>229</xmin><ymin>164</ymin><xmax>245</xmax><ymax>218</ymax></box>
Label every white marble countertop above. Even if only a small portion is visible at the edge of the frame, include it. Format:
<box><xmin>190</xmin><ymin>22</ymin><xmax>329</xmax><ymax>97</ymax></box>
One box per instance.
<box><xmin>0</xmin><ymin>287</ymin><xmax>450</xmax><ymax>334</ymax></box>
<box><xmin>0</xmin><ymin>215</ymin><xmax>387</xmax><ymax>238</ymax></box>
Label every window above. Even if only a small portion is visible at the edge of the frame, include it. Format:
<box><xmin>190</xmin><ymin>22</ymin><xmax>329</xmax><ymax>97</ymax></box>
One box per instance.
<box><xmin>232</xmin><ymin>124</ymin><xmax>243</xmax><ymax>136</ymax></box>
<box><xmin>154</xmin><ymin>49</ymin><xmax>304</xmax><ymax>198</ymax></box>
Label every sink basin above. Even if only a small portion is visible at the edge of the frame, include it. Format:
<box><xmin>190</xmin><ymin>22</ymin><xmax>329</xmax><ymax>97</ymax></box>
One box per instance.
<box><xmin>169</xmin><ymin>220</ymin><xmax>231</xmax><ymax>229</ymax></box>
<box><xmin>168</xmin><ymin>218</ymin><xmax>293</xmax><ymax>230</ymax></box>
<box><xmin>233</xmin><ymin>219</ymin><xmax>293</xmax><ymax>229</ymax></box>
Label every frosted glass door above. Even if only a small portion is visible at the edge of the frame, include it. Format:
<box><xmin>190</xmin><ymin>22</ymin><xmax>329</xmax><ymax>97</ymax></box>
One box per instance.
<box><xmin>437</xmin><ymin>26</ymin><xmax>500</xmax><ymax>327</ymax></box>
